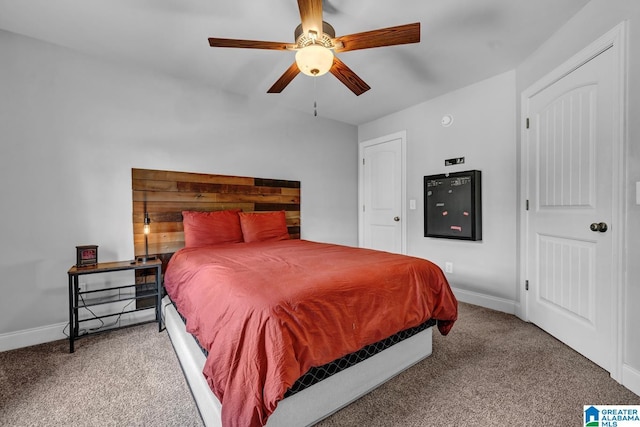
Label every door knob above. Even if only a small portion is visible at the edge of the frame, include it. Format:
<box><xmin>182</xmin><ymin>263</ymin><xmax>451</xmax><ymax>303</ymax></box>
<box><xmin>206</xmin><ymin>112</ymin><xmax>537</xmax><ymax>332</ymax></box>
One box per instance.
<box><xmin>590</xmin><ymin>222</ymin><xmax>608</xmax><ymax>232</ymax></box>
<box><xmin>394</xmin><ymin>216</ymin><xmax>400</xmax><ymax>222</ymax></box>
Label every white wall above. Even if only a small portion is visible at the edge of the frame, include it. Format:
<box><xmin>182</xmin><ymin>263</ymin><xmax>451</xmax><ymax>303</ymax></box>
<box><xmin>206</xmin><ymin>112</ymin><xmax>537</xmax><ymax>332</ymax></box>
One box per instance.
<box><xmin>515</xmin><ymin>0</ymin><xmax>640</xmax><ymax>394</ymax></box>
<box><xmin>0</xmin><ymin>30</ymin><xmax>358</xmax><ymax>348</ymax></box>
<box><xmin>359</xmin><ymin>70</ymin><xmax>518</xmax><ymax>313</ymax></box>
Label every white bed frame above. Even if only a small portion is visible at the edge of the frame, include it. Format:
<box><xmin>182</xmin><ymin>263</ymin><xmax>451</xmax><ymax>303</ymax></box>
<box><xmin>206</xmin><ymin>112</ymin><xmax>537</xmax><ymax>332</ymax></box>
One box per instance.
<box><xmin>162</xmin><ymin>296</ymin><xmax>433</xmax><ymax>427</ymax></box>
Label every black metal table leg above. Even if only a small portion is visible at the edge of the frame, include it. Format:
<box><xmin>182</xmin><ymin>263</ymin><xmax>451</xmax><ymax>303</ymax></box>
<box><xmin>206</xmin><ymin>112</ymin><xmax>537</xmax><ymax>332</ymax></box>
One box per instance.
<box><xmin>68</xmin><ymin>274</ymin><xmax>75</xmax><ymax>353</ymax></box>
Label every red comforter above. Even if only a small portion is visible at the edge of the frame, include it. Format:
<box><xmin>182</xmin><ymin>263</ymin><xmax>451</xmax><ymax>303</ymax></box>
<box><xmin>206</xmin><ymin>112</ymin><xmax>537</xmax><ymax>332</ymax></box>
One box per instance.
<box><xmin>164</xmin><ymin>240</ymin><xmax>457</xmax><ymax>427</ymax></box>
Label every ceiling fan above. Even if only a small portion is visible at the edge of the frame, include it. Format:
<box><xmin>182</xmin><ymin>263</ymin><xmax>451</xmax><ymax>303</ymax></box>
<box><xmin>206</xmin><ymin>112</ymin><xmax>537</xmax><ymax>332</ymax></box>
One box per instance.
<box><xmin>208</xmin><ymin>0</ymin><xmax>420</xmax><ymax>96</ymax></box>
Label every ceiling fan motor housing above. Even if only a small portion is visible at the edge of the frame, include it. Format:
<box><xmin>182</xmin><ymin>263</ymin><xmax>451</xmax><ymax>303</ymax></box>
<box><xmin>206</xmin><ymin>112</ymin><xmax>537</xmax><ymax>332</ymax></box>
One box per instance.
<box><xmin>294</xmin><ymin>21</ymin><xmax>336</xmax><ymax>48</ymax></box>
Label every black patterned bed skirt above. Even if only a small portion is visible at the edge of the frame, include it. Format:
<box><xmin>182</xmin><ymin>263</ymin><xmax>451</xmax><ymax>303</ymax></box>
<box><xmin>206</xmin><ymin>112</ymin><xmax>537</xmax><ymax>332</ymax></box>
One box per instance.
<box><xmin>285</xmin><ymin>318</ymin><xmax>435</xmax><ymax>396</ymax></box>
<box><xmin>170</xmin><ymin>299</ymin><xmax>435</xmax><ymax>397</ymax></box>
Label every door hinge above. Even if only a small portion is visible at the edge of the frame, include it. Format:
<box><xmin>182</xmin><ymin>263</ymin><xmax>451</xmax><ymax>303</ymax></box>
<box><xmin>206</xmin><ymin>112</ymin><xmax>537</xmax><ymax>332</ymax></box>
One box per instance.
<box><xmin>362</xmin><ymin>158</ymin><xmax>365</xmax><ymax>165</ymax></box>
<box><xmin>526</xmin><ymin>118</ymin><xmax>530</xmax><ymax>129</ymax></box>
<box><xmin>525</xmin><ymin>280</ymin><xmax>529</xmax><ymax>291</ymax></box>
<box><xmin>526</xmin><ymin>199</ymin><xmax>529</xmax><ymax>210</ymax></box>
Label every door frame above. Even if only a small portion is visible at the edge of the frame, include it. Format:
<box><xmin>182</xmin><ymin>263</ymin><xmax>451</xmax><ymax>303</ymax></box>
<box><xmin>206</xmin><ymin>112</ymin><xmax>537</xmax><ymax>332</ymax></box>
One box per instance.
<box><xmin>519</xmin><ymin>22</ymin><xmax>627</xmax><ymax>381</ymax></box>
<box><xmin>358</xmin><ymin>131</ymin><xmax>407</xmax><ymax>254</ymax></box>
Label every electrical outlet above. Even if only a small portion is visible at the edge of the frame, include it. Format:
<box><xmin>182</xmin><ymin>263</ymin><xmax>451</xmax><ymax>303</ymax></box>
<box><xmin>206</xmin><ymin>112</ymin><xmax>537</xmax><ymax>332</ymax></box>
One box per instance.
<box><xmin>78</xmin><ymin>283</ymin><xmax>87</xmax><ymax>293</ymax></box>
<box><xmin>445</xmin><ymin>262</ymin><xmax>453</xmax><ymax>274</ymax></box>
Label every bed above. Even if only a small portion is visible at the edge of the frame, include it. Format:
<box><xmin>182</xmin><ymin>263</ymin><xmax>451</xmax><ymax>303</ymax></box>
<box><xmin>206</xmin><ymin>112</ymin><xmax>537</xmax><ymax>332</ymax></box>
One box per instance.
<box><xmin>131</xmin><ymin>168</ymin><xmax>458</xmax><ymax>427</ymax></box>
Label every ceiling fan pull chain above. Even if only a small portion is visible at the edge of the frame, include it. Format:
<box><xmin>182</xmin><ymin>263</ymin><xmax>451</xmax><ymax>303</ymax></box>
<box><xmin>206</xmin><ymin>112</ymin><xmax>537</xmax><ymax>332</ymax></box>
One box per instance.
<box><xmin>313</xmin><ymin>75</ymin><xmax>318</xmax><ymax>117</ymax></box>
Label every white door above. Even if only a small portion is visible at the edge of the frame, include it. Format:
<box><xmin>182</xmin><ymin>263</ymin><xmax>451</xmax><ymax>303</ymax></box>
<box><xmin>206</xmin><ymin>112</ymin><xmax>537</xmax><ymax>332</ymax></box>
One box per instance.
<box><xmin>360</xmin><ymin>134</ymin><xmax>404</xmax><ymax>253</ymax></box>
<box><xmin>525</xmin><ymin>45</ymin><xmax>618</xmax><ymax>372</ymax></box>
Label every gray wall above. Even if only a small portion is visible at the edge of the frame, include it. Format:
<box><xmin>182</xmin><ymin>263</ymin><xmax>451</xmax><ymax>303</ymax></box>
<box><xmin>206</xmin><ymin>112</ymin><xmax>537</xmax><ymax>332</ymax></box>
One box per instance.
<box><xmin>359</xmin><ymin>70</ymin><xmax>518</xmax><ymax>312</ymax></box>
<box><xmin>0</xmin><ymin>30</ymin><xmax>358</xmax><ymax>345</ymax></box>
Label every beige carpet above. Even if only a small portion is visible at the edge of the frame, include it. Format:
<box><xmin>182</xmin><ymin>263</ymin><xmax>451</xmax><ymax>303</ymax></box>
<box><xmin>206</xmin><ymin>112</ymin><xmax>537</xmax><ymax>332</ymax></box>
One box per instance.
<box><xmin>1</xmin><ymin>303</ymin><xmax>638</xmax><ymax>426</ymax></box>
<box><xmin>0</xmin><ymin>322</ymin><xmax>201</xmax><ymax>426</ymax></box>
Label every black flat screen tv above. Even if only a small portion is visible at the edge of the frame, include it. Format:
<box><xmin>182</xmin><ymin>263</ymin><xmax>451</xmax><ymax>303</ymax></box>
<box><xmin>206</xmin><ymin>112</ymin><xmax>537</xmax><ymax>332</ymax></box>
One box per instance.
<box><xmin>424</xmin><ymin>170</ymin><xmax>482</xmax><ymax>241</ymax></box>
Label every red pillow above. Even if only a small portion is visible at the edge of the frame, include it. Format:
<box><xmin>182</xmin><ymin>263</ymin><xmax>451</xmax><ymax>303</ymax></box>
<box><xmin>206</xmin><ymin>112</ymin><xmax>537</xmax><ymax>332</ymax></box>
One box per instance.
<box><xmin>239</xmin><ymin>211</ymin><xmax>291</xmax><ymax>243</ymax></box>
<box><xmin>182</xmin><ymin>210</ymin><xmax>243</xmax><ymax>247</ymax></box>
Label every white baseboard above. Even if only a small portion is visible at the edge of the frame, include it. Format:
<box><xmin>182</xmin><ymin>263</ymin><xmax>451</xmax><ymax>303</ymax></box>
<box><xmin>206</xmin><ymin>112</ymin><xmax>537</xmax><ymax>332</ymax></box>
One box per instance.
<box><xmin>622</xmin><ymin>364</ymin><xmax>640</xmax><ymax>397</ymax></box>
<box><xmin>451</xmin><ymin>287</ymin><xmax>517</xmax><ymax>315</ymax></box>
<box><xmin>0</xmin><ymin>309</ymin><xmax>155</xmax><ymax>352</ymax></box>
<box><xmin>0</xmin><ymin>322</ymin><xmax>68</xmax><ymax>352</ymax></box>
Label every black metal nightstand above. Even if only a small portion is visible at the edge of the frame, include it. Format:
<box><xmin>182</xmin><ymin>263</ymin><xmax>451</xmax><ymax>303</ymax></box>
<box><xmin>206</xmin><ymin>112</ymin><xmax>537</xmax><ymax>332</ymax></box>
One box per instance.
<box><xmin>67</xmin><ymin>259</ymin><xmax>162</xmax><ymax>353</ymax></box>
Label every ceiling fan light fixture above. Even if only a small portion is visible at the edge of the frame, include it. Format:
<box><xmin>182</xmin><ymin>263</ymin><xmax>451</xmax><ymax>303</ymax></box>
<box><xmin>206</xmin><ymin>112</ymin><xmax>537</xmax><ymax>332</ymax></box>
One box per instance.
<box><xmin>295</xmin><ymin>45</ymin><xmax>334</xmax><ymax>76</ymax></box>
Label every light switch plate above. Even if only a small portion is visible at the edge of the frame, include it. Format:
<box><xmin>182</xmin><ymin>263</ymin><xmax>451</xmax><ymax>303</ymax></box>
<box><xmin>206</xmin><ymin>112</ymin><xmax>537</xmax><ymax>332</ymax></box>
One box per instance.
<box><xmin>409</xmin><ymin>199</ymin><xmax>416</xmax><ymax>210</ymax></box>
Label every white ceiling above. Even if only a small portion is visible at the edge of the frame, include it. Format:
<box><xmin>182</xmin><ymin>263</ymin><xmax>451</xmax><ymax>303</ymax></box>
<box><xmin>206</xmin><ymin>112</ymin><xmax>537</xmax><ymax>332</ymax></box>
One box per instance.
<box><xmin>0</xmin><ymin>0</ymin><xmax>590</xmax><ymax>125</ymax></box>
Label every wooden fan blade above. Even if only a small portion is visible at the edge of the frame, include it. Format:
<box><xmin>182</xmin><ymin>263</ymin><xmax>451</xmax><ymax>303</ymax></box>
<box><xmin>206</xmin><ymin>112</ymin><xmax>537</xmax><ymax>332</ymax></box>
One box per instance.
<box><xmin>208</xmin><ymin>38</ymin><xmax>294</xmax><ymax>51</ymax></box>
<box><xmin>267</xmin><ymin>62</ymin><xmax>301</xmax><ymax>93</ymax></box>
<box><xmin>297</xmin><ymin>0</ymin><xmax>323</xmax><ymax>37</ymax></box>
<box><xmin>329</xmin><ymin>56</ymin><xmax>370</xmax><ymax>96</ymax></box>
<box><xmin>334</xmin><ymin>22</ymin><xmax>420</xmax><ymax>53</ymax></box>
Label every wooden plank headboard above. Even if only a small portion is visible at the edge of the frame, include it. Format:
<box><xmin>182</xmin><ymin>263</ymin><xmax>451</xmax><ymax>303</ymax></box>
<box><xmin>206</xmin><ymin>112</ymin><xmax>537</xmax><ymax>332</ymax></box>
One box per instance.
<box><xmin>132</xmin><ymin>168</ymin><xmax>301</xmax><ymax>264</ymax></box>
